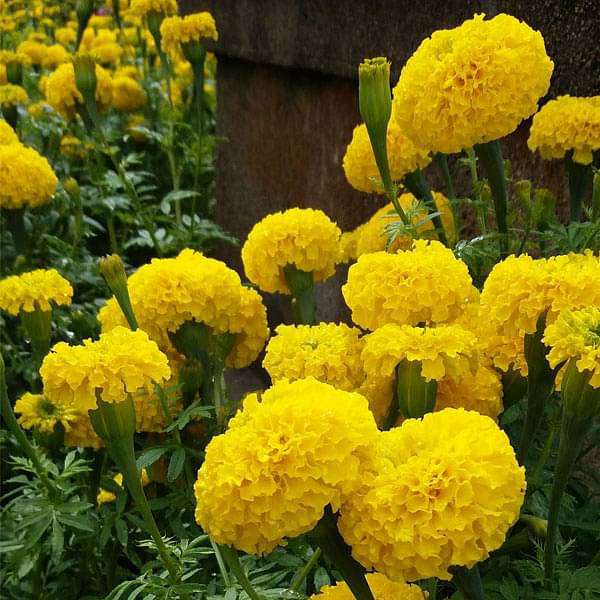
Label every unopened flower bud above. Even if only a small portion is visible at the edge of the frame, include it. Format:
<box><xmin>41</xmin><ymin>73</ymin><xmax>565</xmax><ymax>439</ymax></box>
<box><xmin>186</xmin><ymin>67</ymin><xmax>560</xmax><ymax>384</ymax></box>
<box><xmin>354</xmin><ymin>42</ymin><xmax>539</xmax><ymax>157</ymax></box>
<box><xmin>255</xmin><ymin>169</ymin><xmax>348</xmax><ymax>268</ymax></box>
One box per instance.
<box><xmin>395</xmin><ymin>358</ymin><xmax>437</xmax><ymax>420</ymax></box>
<box><xmin>64</xmin><ymin>177</ymin><xmax>80</xmax><ymax>198</ymax></box>
<box><xmin>561</xmin><ymin>358</ymin><xmax>600</xmax><ymax>422</ymax></box>
<box><xmin>99</xmin><ymin>255</ymin><xmax>138</xmax><ymax>330</ymax></box>
<box><xmin>73</xmin><ymin>54</ymin><xmax>98</xmax><ymax>102</ymax></box>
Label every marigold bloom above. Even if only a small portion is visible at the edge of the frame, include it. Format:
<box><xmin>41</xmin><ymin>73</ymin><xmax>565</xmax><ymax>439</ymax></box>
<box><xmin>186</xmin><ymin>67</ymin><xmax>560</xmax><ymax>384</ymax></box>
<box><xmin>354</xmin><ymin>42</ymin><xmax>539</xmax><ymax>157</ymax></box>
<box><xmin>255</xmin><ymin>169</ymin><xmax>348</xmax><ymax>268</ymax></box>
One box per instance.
<box><xmin>160</xmin><ymin>12</ymin><xmax>218</xmax><ymax>60</ymax></box>
<box><xmin>0</xmin><ymin>269</ymin><xmax>72</xmax><ymax>315</ymax></box>
<box><xmin>263</xmin><ymin>323</ymin><xmax>365</xmax><ymax>392</ymax></box>
<box><xmin>15</xmin><ymin>392</ymin><xmax>78</xmax><ymax>434</ymax></box>
<box><xmin>312</xmin><ymin>573</ymin><xmax>425</xmax><ymax>600</ymax></box>
<box><xmin>0</xmin><ymin>120</ymin><xmax>18</xmax><ymax>145</ymax></box>
<box><xmin>98</xmin><ymin>249</ymin><xmax>268</xmax><ymax>368</ymax></box>
<box><xmin>16</xmin><ymin>40</ymin><xmax>46</xmax><ymax>65</ymax></box>
<box><xmin>129</xmin><ymin>0</ymin><xmax>178</xmax><ymax>17</ymax></box>
<box><xmin>343</xmin><ymin>240</ymin><xmax>476</xmax><ymax>330</ymax></box>
<box><xmin>97</xmin><ymin>470</ymin><xmax>150</xmax><ymax>505</ymax></box>
<box><xmin>45</xmin><ymin>62</ymin><xmax>113</xmax><ymax>119</ymax></box>
<box><xmin>41</xmin><ymin>44</ymin><xmax>71</xmax><ymax>69</ymax></box>
<box><xmin>40</xmin><ymin>326</ymin><xmax>171</xmax><ymax>412</ymax></box>
<box><xmin>0</xmin><ymin>83</ymin><xmax>28</xmax><ymax>108</ymax></box>
<box><xmin>64</xmin><ymin>411</ymin><xmax>103</xmax><ymax>449</ymax></box>
<box><xmin>194</xmin><ymin>378</ymin><xmax>379</xmax><ymax>555</ymax></box>
<box><xmin>339</xmin><ymin>408</ymin><xmax>526</xmax><ymax>581</ymax></box>
<box><xmin>544</xmin><ymin>307</ymin><xmax>600</xmax><ymax>388</ymax></box>
<box><xmin>111</xmin><ymin>75</ymin><xmax>146</xmax><ymax>112</ymax></box>
<box><xmin>392</xmin><ymin>13</ymin><xmax>553</xmax><ymax>154</ymax></box>
<box><xmin>55</xmin><ymin>26</ymin><xmax>77</xmax><ymax>46</ymax></box>
<box><xmin>242</xmin><ymin>208</ymin><xmax>342</xmax><ymax>294</ymax></box>
<box><xmin>0</xmin><ymin>143</ymin><xmax>58</xmax><ymax>209</ymax></box>
<box><xmin>132</xmin><ymin>367</ymin><xmax>183</xmax><ymax>432</ymax></box>
<box><xmin>528</xmin><ymin>96</ymin><xmax>600</xmax><ymax>165</ymax></box>
<box><xmin>343</xmin><ymin>117</ymin><xmax>431</xmax><ymax>194</ymax></box>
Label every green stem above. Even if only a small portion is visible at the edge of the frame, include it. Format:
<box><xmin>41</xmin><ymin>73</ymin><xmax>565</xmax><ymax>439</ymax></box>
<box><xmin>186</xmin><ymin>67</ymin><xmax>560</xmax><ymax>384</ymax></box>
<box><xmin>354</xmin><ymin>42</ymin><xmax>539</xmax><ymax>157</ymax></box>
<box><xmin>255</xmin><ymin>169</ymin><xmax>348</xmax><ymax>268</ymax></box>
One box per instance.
<box><xmin>435</xmin><ymin>152</ymin><xmax>455</xmax><ymax>200</ymax></box>
<box><xmin>565</xmin><ymin>153</ymin><xmax>592</xmax><ymax>222</ymax></box>
<box><xmin>592</xmin><ymin>173</ymin><xmax>600</xmax><ymax>222</ymax></box>
<box><xmin>544</xmin><ymin>412</ymin><xmax>590</xmax><ymax>580</ymax></box>
<box><xmin>451</xmin><ymin>565</ymin><xmax>485</xmax><ymax>600</ymax></box>
<box><xmin>474</xmin><ymin>140</ymin><xmax>508</xmax><ymax>255</ymax></box>
<box><xmin>465</xmin><ymin>148</ymin><xmax>487</xmax><ymax>234</ymax></box>
<box><xmin>283</xmin><ymin>265</ymin><xmax>316</xmax><ymax>326</ymax></box>
<box><xmin>20</xmin><ymin>308</ymin><xmax>52</xmax><ymax>376</ymax></box>
<box><xmin>290</xmin><ymin>547</ymin><xmax>322</xmax><ymax>593</ymax></box>
<box><xmin>311</xmin><ymin>508</ymin><xmax>374</xmax><ymax>600</ymax></box>
<box><xmin>106</xmin><ymin>214</ymin><xmax>119</xmax><ymax>255</ymax></box>
<box><xmin>218</xmin><ymin>544</ymin><xmax>263</xmax><ymax>600</ymax></box>
<box><xmin>403</xmin><ymin>169</ymin><xmax>448</xmax><ymax>246</ymax></box>
<box><xmin>191</xmin><ymin>58</ymin><xmax>206</xmax><ymax>136</ymax></box>
<box><xmin>425</xmin><ymin>578</ymin><xmax>437</xmax><ymax>600</ymax></box>
<box><xmin>5</xmin><ymin>207</ymin><xmax>29</xmax><ymax>259</ymax></box>
<box><xmin>0</xmin><ymin>354</ymin><xmax>56</xmax><ymax>498</ymax></box>
<box><xmin>530</xmin><ymin>407</ymin><xmax>561</xmax><ymax>487</ymax></box>
<box><xmin>210</xmin><ymin>539</ymin><xmax>231</xmax><ymax>588</ymax></box>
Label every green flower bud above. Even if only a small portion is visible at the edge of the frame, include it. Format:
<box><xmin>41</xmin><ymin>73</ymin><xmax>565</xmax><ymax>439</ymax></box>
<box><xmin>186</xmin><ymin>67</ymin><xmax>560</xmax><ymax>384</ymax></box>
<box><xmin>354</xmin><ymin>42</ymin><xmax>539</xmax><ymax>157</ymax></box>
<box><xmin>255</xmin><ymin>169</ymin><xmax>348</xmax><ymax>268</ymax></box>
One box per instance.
<box><xmin>64</xmin><ymin>177</ymin><xmax>80</xmax><ymax>199</ymax></box>
<box><xmin>395</xmin><ymin>359</ymin><xmax>437</xmax><ymax>420</ymax></box>
<box><xmin>73</xmin><ymin>54</ymin><xmax>97</xmax><ymax>101</ymax></box>
<box><xmin>99</xmin><ymin>255</ymin><xmax>138</xmax><ymax>330</ymax></box>
<box><xmin>561</xmin><ymin>358</ymin><xmax>600</xmax><ymax>422</ymax></box>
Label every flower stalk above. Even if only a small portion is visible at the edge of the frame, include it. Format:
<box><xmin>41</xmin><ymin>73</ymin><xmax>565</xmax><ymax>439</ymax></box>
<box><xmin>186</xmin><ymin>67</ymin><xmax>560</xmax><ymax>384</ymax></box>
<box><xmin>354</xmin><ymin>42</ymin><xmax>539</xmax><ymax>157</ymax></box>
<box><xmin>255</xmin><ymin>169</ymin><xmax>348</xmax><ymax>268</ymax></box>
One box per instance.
<box><xmin>564</xmin><ymin>152</ymin><xmax>592</xmax><ymax>222</ymax></box>
<box><xmin>284</xmin><ymin>265</ymin><xmax>316</xmax><ymax>326</ymax></box>
<box><xmin>451</xmin><ymin>565</ymin><xmax>485</xmax><ymax>600</ymax></box>
<box><xmin>218</xmin><ymin>544</ymin><xmax>264</xmax><ymax>600</ymax></box>
<box><xmin>20</xmin><ymin>305</ymin><xmax>52</xmax><ymax>375</ymax></box>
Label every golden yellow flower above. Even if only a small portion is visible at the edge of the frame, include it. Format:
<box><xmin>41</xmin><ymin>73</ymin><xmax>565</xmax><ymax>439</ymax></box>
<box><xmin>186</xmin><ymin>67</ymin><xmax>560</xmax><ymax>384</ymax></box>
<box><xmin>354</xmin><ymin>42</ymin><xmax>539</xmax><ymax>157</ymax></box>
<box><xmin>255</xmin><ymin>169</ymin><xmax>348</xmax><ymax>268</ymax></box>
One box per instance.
<box><xmin>242</xmin><ymin>208</ymin><xmax>342</xmax><ymax>294</ymax></box>
<box><xmin>338</xmin><ymin>408</ymin><xmax>526</xmax><ymax>581</ymax></box>
<box><xmin>97</xmin><ymin>469</ymin><xmax>150</xmax><ymax>505</ymax></box>
<box><xmin>194</xmin><ymin>378</ymin><xmax>379</xmax><ymax>555</ymax></box>
<box><xmin>15</xmin><ymin>392</ymin><xmax>78</xmax><ymax>434</ymax></box>
<box><xmin>0</xmin><ymin>64</ymin><xmax>6</xmax><ymax>85</ymax></box>
<box><xmin>92</xmin><ymin>42</ymin><xmax>124</xmax><ymax>65</ymax></box>
<box><xmin>343</xmin><ymin>119</ymin><xmax>430</xmax><ymax>194</ymax></box>
<box><xmin>111</xmin><ymin>75</ymin><xmax>146</xmax><ymax>112</ymax></box>
<box><xmin>0</xmin><ymin>143</ymin><xmax>58</xmax><ymax>209</ymax></box>
<box><xmin>133</xmin><ymin>366</ymin><xmax>182</xmax><ymax>432</ymax></box>
<box><xmin>263</xmin><ymin>323</ymin><xmax>365</xmax><ymax>392</ymax></box>
<box><xmin>311</xmin><ymin>573</ymin><xmax>425</xmax><ymax>600</ymax></box>
<box><xmin>528</xmin><ymin>96</ymin><xmax>600</xmax><ymax>165</ymax></box>
<box><xmin>0</xmin><ymin>83</ymin><xmax>28</xmax><ymax>107</ymax></box>
<box><xmin>55</xmin><ymin>26</ymin><xmax>77</xmax><ymax>46</ymax></box>
<box><xmin>40</xmin><ymin>326</ymin><xmax>171</xmax><ymax>412</ymax></box>
<box><xmin>45</xmin><ymin>62</ymin><xmax>113</xmax><ymax>120</ymax></box>
<box><xmin>97</xmin><ymin>249</ymin><xmax>268</xmax><ymax>369</ymax></box>
<box><xmin>392</xmin><ymin>13</ymin><xmax>553</xmax><ymax>154</ymax></box>
<box><xmin>59</xmin><ymin>134</ymin><xmax>85</xmax><ymax>159</ymax></box>
<box><xmin>64</xmin><ymin>411</ymin><xmax>103</xmax><ymax>449</ymax></box>
<box><xmin>160</xmin><ymin>12</ymin><xmax>218</xmax><ymax>60</ymax></box>
<box><xmin>544</xmin><ymin>307</ymin><xmax>600</xmax><ymax>388</ymax></box>
<box><xmin>0</xmin><ymin>269</ymin><xmax>72</xmax><ymax>315</ymax></box>
<box><xmin>343</xmin><ymin>240</ymin><xmax>476</xmax><ymax>330</ymax></box>
<box><xmin>16</xmin><ymin>40</ymin><xmax>46</xmax><ymax>65</ymax></box>
<box><xmin>129</xmin><ymin>0</ymin><xmax>178</xmax><ymax>17</ymax></box>
<box><xmin>0</xmin><ymin>119</ymin><xmax>18</xmax><ymax>145</ymax></box>
<box><xmin>41</xmin><ymin>44</ymin><xmax>71</xmax><ymax>69</ymax></box>
<box><xmin>0</xmin><ymin>50</ymin><xmax>31</xmax><ymax>66</ymax></box>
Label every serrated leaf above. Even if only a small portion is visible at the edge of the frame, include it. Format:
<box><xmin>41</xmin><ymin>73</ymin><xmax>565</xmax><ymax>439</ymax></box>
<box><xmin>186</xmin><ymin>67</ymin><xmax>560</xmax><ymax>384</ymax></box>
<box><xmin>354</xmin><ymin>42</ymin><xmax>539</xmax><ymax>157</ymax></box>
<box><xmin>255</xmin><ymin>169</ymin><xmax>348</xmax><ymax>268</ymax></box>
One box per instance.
<box><xmin>167</xmin><ymin>447</ymin><xmax>186</xmax><ymax>482</ymax></box>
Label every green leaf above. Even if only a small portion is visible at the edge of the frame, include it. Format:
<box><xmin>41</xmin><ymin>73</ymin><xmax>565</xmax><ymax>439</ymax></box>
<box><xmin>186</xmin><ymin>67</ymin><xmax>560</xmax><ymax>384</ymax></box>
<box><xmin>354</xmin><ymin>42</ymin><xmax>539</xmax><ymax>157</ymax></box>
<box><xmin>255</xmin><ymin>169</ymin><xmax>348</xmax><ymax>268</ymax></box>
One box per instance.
<box><xmin>115</xmin><ymin>518</ymin><xmax>129</xmax><ymax>548</ymax></box>
<box><xmin>167</xmin><ymin>447</ymin><xmax>186</xmax><ymax>482</ymax></box>
<box><xmin>57</xmin><ymin>513</ymin><xmax>95</xmax><ymax>532</ymax></box>
<box><xmin>50</xmin><ymin>518</ymin><xmax>64</xmax><ymax>559</ymax></box>
<box><xmin>136</xmin><ymin>446</ymin><xmax>169</xmax><ymax>471</ymax></box>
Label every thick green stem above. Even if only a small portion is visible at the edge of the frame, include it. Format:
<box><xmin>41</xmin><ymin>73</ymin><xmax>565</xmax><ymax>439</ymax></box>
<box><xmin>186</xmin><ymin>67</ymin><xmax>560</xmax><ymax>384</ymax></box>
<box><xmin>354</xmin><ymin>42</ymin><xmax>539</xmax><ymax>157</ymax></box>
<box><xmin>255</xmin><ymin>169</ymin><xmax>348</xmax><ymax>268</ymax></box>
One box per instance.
<box><xmin>210</xmin><ymin>540</ymin><xmax>231</xmax><ymax>587</ymax></box>
<box><xmin>530</xmin><ymin>407</ymin><xmax>561</xmax><ymax>486</ymax></box>
<box><xmin>218</xmin><ymin>544</ymin><xmax>263</xmax><ymax>600</ymax></box>
<box><xmin>191</xmin><ymin>57</ymin><xmax>206</xmax><ymax>136</ymax></box>
<box><xmin>565</xmin><ymin>153</ymin><xmax>592</xmax><ymax>222</ymax></box>
<box><xmin>465</xmin><ymin>148</ymin><xmax>487</xmax><ymax>234</ymax></box>
<box><xmin>403</xmin><ymin>169</ymin><xmax>448</xmax><ymax>246</ymax></box>
<box><xmin>435</xmin><ymin>153</ymin><xmax>455</xmax><ymax>200</ymax></box>
<box><xmin>474</xmin><ymin>140</ymin><xmax>509</xmax><ymax>256</ymax></box>
<box><xmin>311</xmin><ymin>508</ymin><xmax>375</xmax><ymax>600</ymax></box>
<box><xmin>284</xmin><ymin>265</ymin><xmax>316</xmax><ymax>326</ymax></box>
<box><xmin>544</xmin><ymin>413</ymin><xmax>590</xmax><ymax>580</ymax></box>
<box><xmin>20</xmin><ymin>308</ymin><xmax>52</xmax><ymax>375</ymax></box>
<box><xmin>290</xmin><ymin>547</ymin><xmax>322</xmax><ymax>593</ymax></box>
<box><xmin>5</xmin><ymin>208</ymin><xmax>29</xmax><ymax>258</ymax></box>
<box><xmin>451</xmin><ymin>565</ymin><xmax>485</xmax><ymax>600</ymax></box>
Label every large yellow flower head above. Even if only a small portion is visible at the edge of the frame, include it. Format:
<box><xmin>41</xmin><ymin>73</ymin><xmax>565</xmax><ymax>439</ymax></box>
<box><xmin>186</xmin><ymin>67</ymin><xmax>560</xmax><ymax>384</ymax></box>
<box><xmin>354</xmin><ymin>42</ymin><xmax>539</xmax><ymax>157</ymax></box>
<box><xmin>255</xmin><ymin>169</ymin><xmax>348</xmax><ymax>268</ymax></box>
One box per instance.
<box><xmin>0</xmin><ymin>83</ymin><xmax>28</xmax><ymax>107</ymax></box>
<box><xmin>342</xmin><ymin>118</ymin><xmax>431</xmax><ymax>194</ymax></box>
<box><xmin>263</xmin><ymin>323</ymin><xmax>365</xmax><ymax>392</ymax></box>
<box><xmin>160</xmin><ymin>12</ymin><xmax>218</xmax><ymax>60</ymax></box>
<box><xmin>392</xmin><ymin>13</ymin><xmax>553</xmax><ymax>154</ymax></box>
<box><xmin>55</xmin><ymin>26</ymin><xmax>77</xmax><ymax>46</ymax></box>
<box><xmin>129</xmin><ymin>0</ymin><xmax>178</xmax><ymax>17</ymax></box>
<box><xmin>111</xmin><ymin>75</ymin><xmax>146</xmax><ymax>112</ymax></box>
<box><xmin>98</xmin><ymin>249</ymin><xmax>268</xmax><ymax>368</ymax></box>
<box><xmin>544</xmin><ymin>307</ymin><xmax>600</xmax><ymax>388</ymax></box>
<box><xmin>40</xmin><ymin>326</ymin><xmax>171</xmax><ymax>412</ymax></box>
<box><xmin>64</xmin><ymin>411</ymin><xmax>103</xmax><ymax>449</ymax></box>
<box><xmin>16</xmin><ymin>40</ymin><xmax>46</xmax><ymax>65</ymax></box>
<box><xmin>528</xmin><ymin>96</ymin><xmax>600</xmax><ymax>165</ymax></box>
<box><xmin>0</xmin><ymin>120</ymin><xmax>18</xmax><ymax>145</ymax></box>
<box><xmin>0</xmin><ymin>143</ymin><xmax>58</xmax><ymax>209</ymax></box>
<box><xmin>41</xmin><ymin>44</ymin><xmax>71</xmax><ymax>69</ymax></box>
<box><xmin>339</xmin><ymin>408</ymin><xmax>526</xmax><ymax>581</ymax></box>
<box><xmin>45</xmin><ymin>62</ymin><xmax>113</xmax><ymax>120</ymax></box>
<box><xmin>0</xmin><ymin>269</ymin><xmax>72</xmax><ymax>315</ymax></box>
<box><xmin>311</xmin><ymin>573</ymin><xmax>425</xmax><ymax>600</ymax></box>
<box><xmin>15</xmin><ymin>392</ymin><xmax>78</xmax><ymax>434</ymax></box>
<box><xmin>242</xmin><ymin>208</ymin><xmax>342</xmax><ymax>294</ymax></box>
<box><xmin>343</xmin><ymin>240</ymin><xmax>476</xmax><ymax>330</ymax></box>
<box><xmin>194</xmin><ymin>378</ymin><xmax>379</xmax><ymax>555</ymax></box>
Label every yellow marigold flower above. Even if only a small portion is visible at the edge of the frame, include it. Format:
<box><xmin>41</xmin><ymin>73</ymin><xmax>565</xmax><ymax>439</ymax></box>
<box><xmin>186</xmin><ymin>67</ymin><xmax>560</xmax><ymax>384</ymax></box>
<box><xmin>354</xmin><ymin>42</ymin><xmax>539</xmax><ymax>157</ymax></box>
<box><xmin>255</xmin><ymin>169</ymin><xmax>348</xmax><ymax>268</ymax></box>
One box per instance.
<box><xmin>17</xmin><ymin>40</ymin><xmax>47</xmax><ymax>65</ymax></box>
<box><xmin>27</xmin><ymin>101</ymin><xmax>52</xmax><ymax>119</ymax></box>
<box><xmin>0</xmin><ymin>50</ymin><xmax>31</xmax><ymax>66</ymax></box>
<box><xmin>392</xmin><ymin>13</ymin><xmax>553</xmax><ymax>154</ymax></box>
<box><xmin>343</xmin><ymin>240</ymin><xmax>476</xmax><ymax>330</ymax></box>
<box><xmin>97</xmin><ymin>469</ymin><xmax>150</xmax><ymax>505</ymax></box>
<box><xmin>0</xmin><ymin>119</ymin><xmax>18</xmax><ymax>145</ymax></box>
<box><xmin>40</xmin><ymin>326</ymin><xmax>171</xmax><ymax>412</ymax></box>
<box><xmin>115</xmin><ymin>65</ymin><xmax>141</xmax><ymax>80</ymax></box>
<box><xmin>0</xmin><ymin>83</ymin><xmax>28</xmax><ymax>107</ymax></box>
<box><xmin>160</xmin><ymin>12</ymin><xmax>218</xmax><ymax>61</ymax></box>
<box><xmin>129</xmin><ymin>0</ymin><xmax>178</xmax><ymax>17</ymax></box>
<box><xmin>263</xmin><ymin>323</ymin><xmax>365</xmax><ymax>392</ymax></box>
<box><xmin>55</xmin><ymin>26</ymin><xmax>77</xmax><ymax>46</ymax></box>
<box><xmin>528</xmin><ymin>96</ymin><xmax>600</xmax><ymax>165</ymax></box>
<box><xmin>0</xmin><ymin>269</ymin><xmax>72</xmax><ymax>315</ymax></box>
<box><xmin>312</xmin><ymin>573</ymin><xmax>425</xmax><ymax>600</ymax></box>
<box><xmin>544</xmin><ymin>307</ymin><xmax>600</xmax><ymax>388</ymax></box>
<box><xmin>59</xmin><ymin>134</ymin><xmax>85</xmax><ymax>159</ymax></box>
<box><xmin>41</xmin><ymin>44</ymin><xmax>71</xmax><ymax>69</ymax></box>
<box><xmin>338</xmin><ymin>408</ymin><xmax>526</xmax><ymax>581</ymax></box>
<box><xmin>15</xmin><ymin>392</ymin><xmax>78</xmax><ymax>434</ymax></box>
<box><xmin>45</xmin><ymin>62</ymin><xmax>113</xmax><ymax>120</ymax></box>
<box><xmin>97</xmin><ymin>249</ymin><xmax>268</xmax><ymax>368</ymax></box>
<box><xmin>0</xmin><ymin>65</ymin><xmax>6</xmax><ymax>85</ymax></box>
<box><xmin>91</xmin><ymin>42</ymin><xmax>124</xmax><ymax>65</ymax></box>
<box><xmin>194</xmin><ymin>378</ymin><xmax>379</xmax><ymax>555</ymax></box>
<box><xmin>133</xmin><ymin>366</ymin><xmax>182</xmax><ymax>432</ymax></box>
<box><xmin>343</xmin><ymin>119</ymin><xmax>431</xmax><ymax>194</ymax></box>
<box><xmin>242</xmin><ymin>208</ymin><xmax>342</xmax><ymax>294</ymax></box>
<box><xmin>64</xmin><ymin>411</ymin><xmax>103</xmax><ymax>449</ymax></box>
<box><xmin>111</xmin><ymin>75</ymin><xmax>146</xmax><ymax>112</ymax></box>
<box><xmin>0</xmin><ymin>143</ymin><xmax>58</xmax><ymax>209</ymax></box>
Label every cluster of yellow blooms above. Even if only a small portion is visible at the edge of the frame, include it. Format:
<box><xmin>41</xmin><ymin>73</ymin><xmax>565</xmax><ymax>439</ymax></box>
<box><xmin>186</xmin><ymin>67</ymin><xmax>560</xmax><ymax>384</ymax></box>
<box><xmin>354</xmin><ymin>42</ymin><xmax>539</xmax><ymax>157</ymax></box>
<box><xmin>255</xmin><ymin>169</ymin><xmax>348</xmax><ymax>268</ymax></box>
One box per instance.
<box><xmin>0</xmin><ymin>268</ymin><xmax>72</xmax><ymax>314</ymax></box>
<box><xmin>160</xmin><ymin>12</ymin><xmax>218</xmax><ymax>61</ymax></box>
<box><xmin>312</xmin><ymin>573</ymin><xmax>425</xmax><ymax>599</ymax></box>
